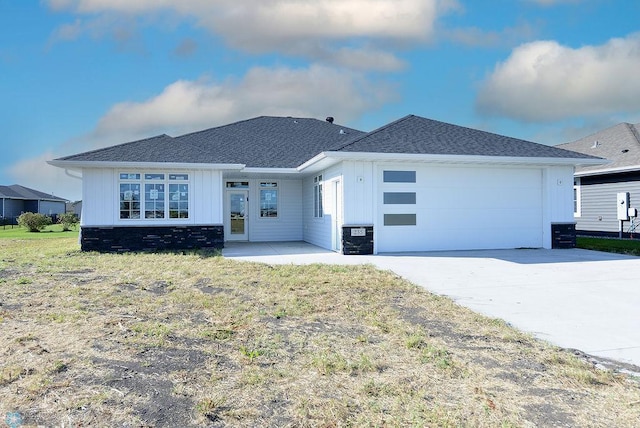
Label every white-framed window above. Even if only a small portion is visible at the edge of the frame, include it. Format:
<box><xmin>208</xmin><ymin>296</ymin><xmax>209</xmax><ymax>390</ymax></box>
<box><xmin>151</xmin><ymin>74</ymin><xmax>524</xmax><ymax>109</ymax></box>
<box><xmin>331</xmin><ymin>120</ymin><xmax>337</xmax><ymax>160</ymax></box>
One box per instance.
<box><xmin>119</xmin><ymin>172</ymin><xmax>189</xmax><ymax>220</ymax></box>
<box><xmin>259</xmin><ymin>182</ymin><xmax>278</xmax><ymax>218</ymax></box>
<box><xmin>313</xmin><ymin>175</ymin><xmax>323</xmax><ymax>218</ymax></box>
<box><xmin>573</xmin><ymin>178</ymin><xmax>581</xmax><ymax>217</ymax></box>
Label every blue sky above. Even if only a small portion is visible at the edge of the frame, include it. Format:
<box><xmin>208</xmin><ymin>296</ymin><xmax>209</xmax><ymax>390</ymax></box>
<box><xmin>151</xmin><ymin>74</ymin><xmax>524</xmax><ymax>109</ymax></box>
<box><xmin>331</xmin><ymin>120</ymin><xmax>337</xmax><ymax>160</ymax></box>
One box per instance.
<box><xmin>2</xmin><ymin>0</ymin><xmax>639</xmax><ymax>201</ymax></box>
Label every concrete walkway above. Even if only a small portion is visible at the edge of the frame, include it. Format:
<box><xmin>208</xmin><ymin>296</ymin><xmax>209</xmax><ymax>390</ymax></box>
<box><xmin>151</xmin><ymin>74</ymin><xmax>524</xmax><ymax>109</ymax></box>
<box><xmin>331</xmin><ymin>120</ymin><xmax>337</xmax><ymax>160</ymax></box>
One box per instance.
<box><xmin>223</xmin><ymin>242</ymin><xmax>640</xmax><ymax>370</ymax></box>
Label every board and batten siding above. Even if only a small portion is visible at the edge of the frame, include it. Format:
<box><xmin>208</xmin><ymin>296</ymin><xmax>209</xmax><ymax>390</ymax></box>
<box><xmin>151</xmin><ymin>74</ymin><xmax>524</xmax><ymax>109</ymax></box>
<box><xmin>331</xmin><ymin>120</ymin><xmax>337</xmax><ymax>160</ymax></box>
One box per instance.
<box><xmin>80</xmin><ymin>168</ymin><xmax>224</xmax><ymax>226</ymax></box>
<box><xmin>246</xmin><ymin>178</ymin><xmax>303</xmax><ymax>242</ymax></box>
<box><xmin>303</xmin><ymin>164</ymin><xmax>343</xmax><ymax>249</ymax></box>
<box><xmin>576</xmin><ymin>175</ymin><xmax>640</xmax><ymax>233</ymax></box>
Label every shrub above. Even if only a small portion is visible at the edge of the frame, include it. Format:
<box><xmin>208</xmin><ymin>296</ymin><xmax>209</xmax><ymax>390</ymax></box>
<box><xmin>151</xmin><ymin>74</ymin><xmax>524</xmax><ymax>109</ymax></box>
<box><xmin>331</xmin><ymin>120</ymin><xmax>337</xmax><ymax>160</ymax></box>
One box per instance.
<box><xmin>17</xmin><ymin>212</ymin><xmax>52</xmax><ymax>232</ymax></box>
<box><xmin>58</xmin><ymin>213</ymin><xmax>79</xmax><ymax>231</ymax></box>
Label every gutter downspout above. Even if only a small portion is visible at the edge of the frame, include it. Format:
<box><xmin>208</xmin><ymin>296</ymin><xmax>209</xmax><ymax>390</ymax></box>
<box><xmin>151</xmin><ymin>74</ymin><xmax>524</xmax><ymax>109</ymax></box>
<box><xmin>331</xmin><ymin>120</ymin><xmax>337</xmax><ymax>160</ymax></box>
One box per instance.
<box><xmin>65</xmin><ymin>169</ymin><xmax>82</xmax><ymax>180</ymax></box>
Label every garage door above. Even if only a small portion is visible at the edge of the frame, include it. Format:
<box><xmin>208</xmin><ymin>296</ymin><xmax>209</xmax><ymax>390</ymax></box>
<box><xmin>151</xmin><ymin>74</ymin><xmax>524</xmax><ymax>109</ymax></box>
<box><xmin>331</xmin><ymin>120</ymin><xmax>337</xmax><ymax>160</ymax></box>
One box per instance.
<box><xmin>376</xmin><ymin>165</ymin><xmax>543</xmax><ymax>252</ymax></box>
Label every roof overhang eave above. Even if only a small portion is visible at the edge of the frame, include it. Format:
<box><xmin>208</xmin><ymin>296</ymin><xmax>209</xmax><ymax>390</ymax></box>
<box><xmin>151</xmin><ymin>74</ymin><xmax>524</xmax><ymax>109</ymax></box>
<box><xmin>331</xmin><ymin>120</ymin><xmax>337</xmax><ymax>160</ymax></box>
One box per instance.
<box><xmin>47</xmin><ymin>160</ymin><xmax>246</xmax><ymax>171</ymax></box>
<box><xmin>575</xmin><ymin>164</ymin><xmax>640</xmax><ymax>177</ymax></box>
<box><xmin>241</xmin><ymin>167</ymin><xmax>300</xmax><ymax>174</ymax></box>
<box><xmin>299</xmin><ymin>151</ymin><xmax>607</xmax><ymax>168</ymax></box>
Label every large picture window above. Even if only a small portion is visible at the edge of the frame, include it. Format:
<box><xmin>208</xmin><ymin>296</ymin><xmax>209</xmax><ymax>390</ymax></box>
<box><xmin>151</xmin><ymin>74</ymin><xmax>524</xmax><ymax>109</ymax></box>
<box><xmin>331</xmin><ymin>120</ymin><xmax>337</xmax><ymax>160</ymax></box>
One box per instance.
<box><xmin>119</xmin><ymin>172</ymin><xmax>189</xmax><ymax>220</ymax></box>
<box><xmin>259</xmin><ymin>182</ymin><xmax>278</xmax><ymax>218</ymax></box>
<box><xmin>314</xmin><ymin>175</ymin><xmax>323</xmax><ymax>218</ymax></box>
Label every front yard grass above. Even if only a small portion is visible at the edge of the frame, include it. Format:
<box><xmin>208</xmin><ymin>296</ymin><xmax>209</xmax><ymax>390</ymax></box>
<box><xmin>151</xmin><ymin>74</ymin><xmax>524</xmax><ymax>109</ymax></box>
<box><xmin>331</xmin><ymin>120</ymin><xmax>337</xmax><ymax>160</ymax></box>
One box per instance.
<box><xmin>1</xmin><ymin>238</ymin><xmax>639</xmax><ymax>426</ymax></box>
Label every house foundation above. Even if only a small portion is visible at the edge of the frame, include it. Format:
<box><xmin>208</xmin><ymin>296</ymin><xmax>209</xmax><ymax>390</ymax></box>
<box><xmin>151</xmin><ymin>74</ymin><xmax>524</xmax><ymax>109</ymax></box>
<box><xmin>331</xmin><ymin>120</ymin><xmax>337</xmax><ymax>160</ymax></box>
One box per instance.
<box><xmin>80</xmin><ymin>225</ymin><xmax>224</xmax><ymax>252</ymax></box>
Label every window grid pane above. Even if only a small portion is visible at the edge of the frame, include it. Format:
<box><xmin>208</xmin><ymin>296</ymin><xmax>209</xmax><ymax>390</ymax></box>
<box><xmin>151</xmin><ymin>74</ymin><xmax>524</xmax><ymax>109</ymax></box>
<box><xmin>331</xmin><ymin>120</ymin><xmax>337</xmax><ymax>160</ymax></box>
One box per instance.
<box><xmin>144</xmin><ymin>183</ymin><xmax>165</xmax><ymax>218</ymax></box>
<box><xmin>260</xmin><ymin>188</ymin><xmax>278</xmax><ymax>218</ymax></box>
<box><xmin>119</xmin><ymin>183</ymin><xmax>141</xmax><ymax>219</ymax></box>
<box><xmin>169</xmin><ymin>183</ymin><xmax>189</xmax><ymax>218</ymax></box>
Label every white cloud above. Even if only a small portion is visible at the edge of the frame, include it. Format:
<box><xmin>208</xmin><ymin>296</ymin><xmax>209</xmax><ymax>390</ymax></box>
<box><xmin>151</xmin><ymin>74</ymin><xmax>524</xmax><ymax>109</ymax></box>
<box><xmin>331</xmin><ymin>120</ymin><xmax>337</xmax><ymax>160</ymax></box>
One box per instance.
<box><xmin>94</xmin><ymin>64</ymin><xmax>396</xmax><ymax>138</ymax></box>
<box><xmin>8</xmin><ymin>152</ymin><xmax>82</xmax><ymax>202</ymax></box>
<box><xmin>477</xmin><ymin>33</ymin><xmax>640</xmax><ymax>122</ymax></box>
<box><xmin>45</xmin><ymin>0</ymin><xmax>457</xmax><ymax>71</ymax></box>
<box><xmin>12</xmin><ymin>64</ymin><xmax>395</xmax><ymax>202</ymax></box>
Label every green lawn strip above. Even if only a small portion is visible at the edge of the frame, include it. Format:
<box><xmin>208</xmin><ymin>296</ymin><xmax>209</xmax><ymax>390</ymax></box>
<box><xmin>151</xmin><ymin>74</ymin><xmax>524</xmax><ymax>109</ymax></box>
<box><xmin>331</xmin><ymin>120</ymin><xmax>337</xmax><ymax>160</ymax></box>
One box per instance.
<box><xmin>0</xmin><ymin>225</ymin><xmax>79</xmax><ymax>240</ymax></box>
<box><xmin>577</xmin><ymin>236</ymin><xmax>640</xmax><ymax>256</ymax></box>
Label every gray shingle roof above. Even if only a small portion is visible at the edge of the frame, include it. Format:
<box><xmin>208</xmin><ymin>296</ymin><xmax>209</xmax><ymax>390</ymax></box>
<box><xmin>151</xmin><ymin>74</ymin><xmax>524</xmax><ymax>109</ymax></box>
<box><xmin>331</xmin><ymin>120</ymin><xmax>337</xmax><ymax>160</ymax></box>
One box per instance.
<box><xmin>556</xmin><ymin>123</ymin><xmax>640</xmax><ymax>174</ymax></box>
<box><xmin>336</xmin><ymin>115</ymin><xmax>600</xmax><ymax>159</ymax></box>
<box><xmin>55</xmin><ymin>114</ymin><xmax>599</xmax><ymax>169</ymax></box>
<box><xmin>0</xmin><ymin>184</ymin><xmax>67</xmax><ymax>201</ymax></box>
<box><xmin>57</xmin><ymin>117</ymin><xmax>364</xmax><ymax>168</ymax></box>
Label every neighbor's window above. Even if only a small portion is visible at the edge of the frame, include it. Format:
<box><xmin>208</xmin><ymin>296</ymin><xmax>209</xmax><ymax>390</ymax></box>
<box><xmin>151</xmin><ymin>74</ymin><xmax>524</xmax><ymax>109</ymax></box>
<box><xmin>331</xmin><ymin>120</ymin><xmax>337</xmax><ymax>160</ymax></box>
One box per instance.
<box><xmin>119</xmin><ymin>172</ymin><xmax>189</xmax><ymax>220</ymax></box>
<box><xmin>260</xmin><ymin>182</ymin><xmax>278</xmax><ymax>218</ymax></box>
<box><xmin>383</xmin><ymin>170</ymin><xmax>416</xmax><ymax>183</ymax></box>
<box><xmin>314</xmin><ymin>175</ymin><xmax>323</xmax><ymax>218</ymax></box>
<box><xmin>573</xmin><ymin>178</ymin><xmax>581</xmax><ymax>217</ymax></box>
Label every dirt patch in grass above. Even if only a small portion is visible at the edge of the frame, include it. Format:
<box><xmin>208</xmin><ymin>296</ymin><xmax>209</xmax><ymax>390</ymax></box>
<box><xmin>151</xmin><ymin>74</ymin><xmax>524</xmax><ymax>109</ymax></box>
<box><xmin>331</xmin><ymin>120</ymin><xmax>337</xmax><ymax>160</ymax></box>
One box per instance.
<box><xmin>1</xmin><ymin>238</ymin><xmax>640</xmax><ymax>427</ymax></box>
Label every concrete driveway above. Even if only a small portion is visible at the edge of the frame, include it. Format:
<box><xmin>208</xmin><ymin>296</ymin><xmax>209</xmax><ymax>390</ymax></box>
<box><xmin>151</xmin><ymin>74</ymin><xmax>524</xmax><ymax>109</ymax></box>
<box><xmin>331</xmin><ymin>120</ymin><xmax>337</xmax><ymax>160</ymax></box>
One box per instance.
<box><xmin>223</xmin><ymin>242</ymin><xmax>640</xmax><ymax>370</ymax></box>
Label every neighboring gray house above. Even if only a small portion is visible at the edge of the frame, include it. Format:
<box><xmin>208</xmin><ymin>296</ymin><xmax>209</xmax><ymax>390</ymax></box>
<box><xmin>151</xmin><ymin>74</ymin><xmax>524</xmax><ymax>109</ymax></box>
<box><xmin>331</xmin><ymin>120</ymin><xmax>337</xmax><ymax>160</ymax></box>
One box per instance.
<box><xmin>48</xmin><ymin>115</ymin><xmax>602</xmax><ymax>253</ymax></box>
<box><xmin>557</xmin><ymin>122</ymin><xmax>640</xmax><ymax>236</ymax></box>
<box><xmin>0</xmin><ymin>184</ymin><xmax>68</xmax><ymax>224</ymax></box>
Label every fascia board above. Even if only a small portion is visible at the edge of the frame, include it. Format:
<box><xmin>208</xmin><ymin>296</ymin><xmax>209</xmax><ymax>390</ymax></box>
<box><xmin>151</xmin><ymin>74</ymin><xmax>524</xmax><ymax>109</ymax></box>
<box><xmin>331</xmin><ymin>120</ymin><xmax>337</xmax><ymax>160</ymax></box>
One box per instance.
<box><xmin>47</xmin><ymin>160</ymin><xmax>246</xmax><ymax>170</ymax></box>
<box><xmin>241</xmin><ymin>167</ymin><xmax>300</xmax><ymax>174</ymax></box>
<box><xmin>306</xmin><ymin>151</ymin><xmax>607</xmax><ymax>167</ymax></box>
<box><xmin>575</xmin><ymin>164</ymin><xmax>640</xmax><ymax>177</ymax></box>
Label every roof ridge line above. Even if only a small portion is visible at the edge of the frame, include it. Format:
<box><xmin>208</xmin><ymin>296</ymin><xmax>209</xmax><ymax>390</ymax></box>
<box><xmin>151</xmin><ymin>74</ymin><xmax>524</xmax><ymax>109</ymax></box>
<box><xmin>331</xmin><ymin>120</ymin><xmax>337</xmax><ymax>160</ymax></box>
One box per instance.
<box><xmin>626</xmin><ymin>123</ymin><xmax>640</xmax><ymax>146</ymax></box>
<box><xmin>177</xmin><ymin>116</ymin><xmax>268</xmax><ymax>139</ymax></box>
<box><xmin>56</xmin><ymin>134</ymin><xmax>172</xmax><ymax>160</ymax></box>
<box><xmin>333</xmin><ymin>114</ymin><xmax>415</xmax><ymax>152</ymax></box>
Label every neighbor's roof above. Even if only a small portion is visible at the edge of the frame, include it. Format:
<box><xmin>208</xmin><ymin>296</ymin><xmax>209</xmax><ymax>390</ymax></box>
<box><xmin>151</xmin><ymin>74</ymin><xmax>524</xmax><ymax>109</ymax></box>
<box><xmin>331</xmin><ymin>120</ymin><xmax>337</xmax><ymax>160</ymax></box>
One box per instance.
<box><xmin>55</xmin><ymin>116</ymin><xmax>364</xmax><ymax>168</ymax></box>
<box><xmin>53</xmin><ymin>114</ymin><xmax>600</xmax><ymax>169</ymax></box>
<box><xmin>0</xmin><ymin>184</ymin><xmax>67</xmax><ymax>201</ymax></box>
<box><xmin>336</xmin><ymin>115</ymin><xmax>600</xmax><ymax>160</ymax></box>
<box><xmin>556</xmin><ymin>122</ymin><xmax>640</xmax><ymax>176</ymax></box>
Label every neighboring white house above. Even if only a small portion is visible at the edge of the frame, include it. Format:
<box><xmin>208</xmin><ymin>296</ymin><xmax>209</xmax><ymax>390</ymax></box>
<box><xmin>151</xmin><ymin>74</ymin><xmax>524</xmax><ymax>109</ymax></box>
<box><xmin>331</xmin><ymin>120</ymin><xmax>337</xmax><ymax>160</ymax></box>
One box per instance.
<box><xmin>48</xmin><ymin>115</ymin><xmax>603</xmax><ymax>254</ymax></box>
<box><xmin>557</xmin><ymin>122</ymin><xmax>640</xmax><ymax>237</ymax></box>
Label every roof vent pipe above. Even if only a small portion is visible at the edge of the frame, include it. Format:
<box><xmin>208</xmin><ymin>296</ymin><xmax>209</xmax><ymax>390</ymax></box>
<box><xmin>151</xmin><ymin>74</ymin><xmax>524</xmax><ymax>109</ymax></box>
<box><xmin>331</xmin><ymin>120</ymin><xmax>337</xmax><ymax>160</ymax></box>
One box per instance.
<box><xmin>326</xmin><ymin>116</ymin><xmax>334</xmax><ymax>124</ymax></box>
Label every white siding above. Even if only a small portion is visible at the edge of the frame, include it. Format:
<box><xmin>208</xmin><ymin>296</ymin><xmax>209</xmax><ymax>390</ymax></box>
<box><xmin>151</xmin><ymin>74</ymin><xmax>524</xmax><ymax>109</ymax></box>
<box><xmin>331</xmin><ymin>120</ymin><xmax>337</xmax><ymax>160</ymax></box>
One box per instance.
<box><xmin>81</xmin><ymin>168</ymin><xmax>115</xmax><ymax>226</ymax></box>
<box><xmin>81</xmin><ymin>168</ymin><xmax>224</xmax><ymax>226</ymax></box>
<box><xmin>341</xmin><ymin>161</ymin><xmax>375</xmax><ymax>225</ymax></box>
<box><xmin>303</xmin><ymin>165</ymin><xmax>342</xmax><ymax>249</ymax></box>
<box><xmin>247</xmin><ymin>178</ymin><xmax>303</xmax><ymax>242</ymax></box>
<box><xmin>192</xmin><ymin>170</ymin><xmax>223</xmax><ymax>224</ymax></box>
<box><xmin>541</xmin><ymin>166</ymin><xmax>575</xmax><ymax>247</ymax></box>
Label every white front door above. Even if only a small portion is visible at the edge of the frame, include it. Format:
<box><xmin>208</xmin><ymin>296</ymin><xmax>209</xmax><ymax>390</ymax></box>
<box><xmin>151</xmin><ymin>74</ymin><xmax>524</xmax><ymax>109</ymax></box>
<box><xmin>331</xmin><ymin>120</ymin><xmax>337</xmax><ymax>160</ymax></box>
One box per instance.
<box><xmin>226</xmin><ymin>190</ymin><xmax>248</xmax><ymax>241</ymax></box>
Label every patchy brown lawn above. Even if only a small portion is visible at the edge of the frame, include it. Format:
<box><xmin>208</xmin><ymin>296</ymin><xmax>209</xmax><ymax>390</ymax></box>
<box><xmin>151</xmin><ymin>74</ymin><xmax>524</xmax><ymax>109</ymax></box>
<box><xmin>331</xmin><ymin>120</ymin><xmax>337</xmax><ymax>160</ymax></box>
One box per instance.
<box><xmin>1</xmin><ymin>238</ymin><xmax>639</xmax><ymax>427</ymax></box>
